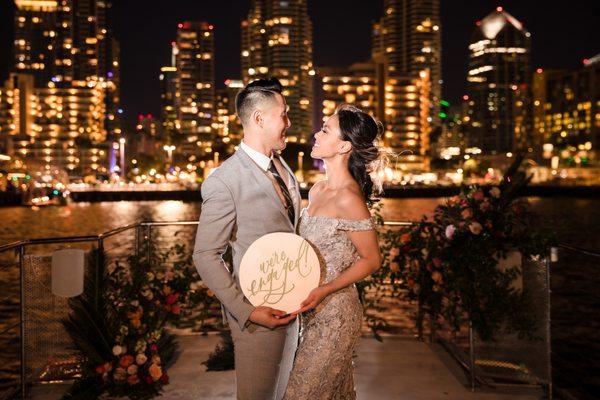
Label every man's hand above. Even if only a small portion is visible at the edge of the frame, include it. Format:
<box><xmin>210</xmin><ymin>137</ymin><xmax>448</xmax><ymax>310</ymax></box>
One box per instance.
<box><xmin>248</xmin><ymin>306</ymin><xmax>296</xmax><ymax>329</ymax></box>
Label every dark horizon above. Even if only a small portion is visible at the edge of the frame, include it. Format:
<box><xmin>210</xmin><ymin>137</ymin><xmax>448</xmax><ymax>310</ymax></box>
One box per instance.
<box><xmin>0</xmin><ymin>0</ymin><xmax>598</xmax><ymax>129</ymax></box>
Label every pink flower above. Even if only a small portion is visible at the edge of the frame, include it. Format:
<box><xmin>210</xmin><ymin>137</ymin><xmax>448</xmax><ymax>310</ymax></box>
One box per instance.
<box><xmin>445</xmin><ymin>225</ymin><xmax>456</xmax><ymax>239</ymax></box>
<box><xmin>388</xmin><ymin>247</ymin><xmax>400</xmax><ymax>262</ymax></box>
<box><xmin>127</xmin><ymin>374</ymin><xmax>140</xmax><ymax>385</ymax></box>
<box><xmin>480</xmin><ymin>201</ymin><xmax>490</xmax><ymax>212</ymax></box>
<box><xmin>166</xmin><ymin>293</ymin><xmax>180</xmax><ymax>306</ymax></box>
<box><xmin>473</xmin><ymin>189</ymin><xmax>485</xmax><ymax>201</ymax></box>
<box><xmin>433</xmin><ymin>258</ymin><xmax>442</xmax><ymax>268</ymax></box>
<box><xmin>469</xmin><ymin>222</ymin><xmax>483</xmax><ymax>235</ymax></box>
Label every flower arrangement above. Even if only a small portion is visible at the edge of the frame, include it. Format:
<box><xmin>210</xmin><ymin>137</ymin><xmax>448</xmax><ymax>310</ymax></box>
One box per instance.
<box><xmin>62</xmin><ymin>244</ymin><xmax>214</xmax><ymax>399</ymax></box>
<box><xmin>381</xmin><ymin>154</ymin><xmax>553</xmax><ymax>340</ymax></box>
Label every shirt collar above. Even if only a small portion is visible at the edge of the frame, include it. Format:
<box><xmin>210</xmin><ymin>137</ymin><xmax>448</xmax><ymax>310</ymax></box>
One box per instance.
<box><xmin>240</xmin><ymin>141</ymin><xmax>273</xmax><ymax>171</ymax></box>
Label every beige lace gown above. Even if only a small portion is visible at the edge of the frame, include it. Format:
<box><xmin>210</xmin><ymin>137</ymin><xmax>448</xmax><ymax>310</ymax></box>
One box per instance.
<box><xmin>284</xmin><ymin>208</ymin><xmax>375</xmax><ymax>400</ymax></box>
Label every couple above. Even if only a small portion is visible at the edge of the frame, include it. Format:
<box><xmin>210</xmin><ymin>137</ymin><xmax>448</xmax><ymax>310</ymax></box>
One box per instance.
<box><xmin>193</xmin><ymin>78</ymin><xmax>382</xmax><ymax>400</ymax></box>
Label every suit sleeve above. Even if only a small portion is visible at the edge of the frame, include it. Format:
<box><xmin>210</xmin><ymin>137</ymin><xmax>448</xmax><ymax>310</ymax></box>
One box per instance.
<box><xmin>192</xmin><ymin>175</ymin><xmax>255</xmax><ymax>330</ymax></box>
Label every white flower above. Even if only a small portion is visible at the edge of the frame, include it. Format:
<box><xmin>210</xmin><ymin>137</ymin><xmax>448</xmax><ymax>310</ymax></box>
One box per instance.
<box><xmin>445</xmin><ymin>225</ymin><xmax>456</xmax><ymax>239</ymax></box>
<box><xmin>490</xmin><ymin>187</ymin><xmax>501</xmax><ymax>198</ymax></box>
<box><xmin>136</xmin><ymin>353</ymin><xmax>148</xmax><ymax>365</ymax></box>
<box><xmin>127</xmin><ymin>364</ymin><xmax>138</xmax><ymax>375</ymax></box>
<box><xmin>112</xmin><ymin>345</ymin><xmax>123</xmax><ymax>356</ymax></box>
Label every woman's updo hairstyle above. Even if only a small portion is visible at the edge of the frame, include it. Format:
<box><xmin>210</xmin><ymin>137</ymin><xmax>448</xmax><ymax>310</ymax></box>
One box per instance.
<box><xmin>335</xmin><ymin>104</ymin><xmax>385</xmax><ymax>204</ymax></box>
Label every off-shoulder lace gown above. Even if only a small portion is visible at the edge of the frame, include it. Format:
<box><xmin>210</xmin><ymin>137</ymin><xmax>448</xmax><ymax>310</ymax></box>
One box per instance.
<box><xmin>284</xmin><ymin>208</ymin><xmax>375</xmax><ymax>400</ymax></box>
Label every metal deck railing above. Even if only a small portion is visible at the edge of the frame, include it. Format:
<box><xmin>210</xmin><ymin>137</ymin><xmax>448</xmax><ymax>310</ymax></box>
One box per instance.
<box><xmin>0</xmin><ymin>220</ymin><xmax>598</xmax><ymax>399</ymax></box>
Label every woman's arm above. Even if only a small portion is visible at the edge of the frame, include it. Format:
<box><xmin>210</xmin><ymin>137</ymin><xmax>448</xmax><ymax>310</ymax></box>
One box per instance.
<box><xmin>294</xmin><ymin>190</ymin><xmax>381</xmax><ymax>314</ymax></box>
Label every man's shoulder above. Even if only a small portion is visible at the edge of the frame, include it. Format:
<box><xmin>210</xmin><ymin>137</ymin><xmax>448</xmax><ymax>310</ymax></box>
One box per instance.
<box><xmin>207</xmin><ymin>152</ymin><xmax>243</xmax><ymax>182</ymax></box>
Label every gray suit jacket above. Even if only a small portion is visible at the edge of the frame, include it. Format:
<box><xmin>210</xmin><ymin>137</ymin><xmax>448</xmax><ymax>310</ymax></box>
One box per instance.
<box><xmin>193</xmin><ymin>148</ymin><xmax>301</xmax><ymax>330</ymax></box>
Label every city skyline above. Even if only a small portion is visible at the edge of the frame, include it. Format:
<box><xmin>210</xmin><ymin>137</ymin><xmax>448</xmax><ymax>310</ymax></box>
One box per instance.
<box><xmin>0</xmin><ymin>0</ymin><xmax>598</xmax><ymax>129</ymax></box>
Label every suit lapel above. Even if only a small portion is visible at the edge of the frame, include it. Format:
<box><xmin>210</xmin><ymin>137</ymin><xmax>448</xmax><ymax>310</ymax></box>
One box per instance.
<box><xmin>235</xmin><ymin>149</ymin><xmax>294</xmax><ymax>229</ymax></box>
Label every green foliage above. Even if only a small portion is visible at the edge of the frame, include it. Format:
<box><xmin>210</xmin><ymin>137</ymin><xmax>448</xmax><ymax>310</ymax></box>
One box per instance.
<box><xmin>62</xmin><ymin>245</ymin><xmax>206</xmax><ymax>399</ymax></box>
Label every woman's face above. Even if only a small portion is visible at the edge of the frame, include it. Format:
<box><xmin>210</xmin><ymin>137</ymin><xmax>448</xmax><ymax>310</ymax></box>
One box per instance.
<box><xmin>311</xmin><ymin>114</ymin><xmax>349</xmax><ymax>160</ymax></box>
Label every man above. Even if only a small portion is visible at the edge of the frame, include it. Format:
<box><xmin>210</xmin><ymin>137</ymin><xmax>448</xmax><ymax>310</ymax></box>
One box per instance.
<box><xmin>193</xmin><ymin>78</ymin><xmax>301</xmax><ymax>400</ymax></box>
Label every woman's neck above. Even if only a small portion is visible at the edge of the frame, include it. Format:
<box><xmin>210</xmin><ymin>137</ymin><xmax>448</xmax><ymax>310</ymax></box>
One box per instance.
<box><xmin>323</xmin><ymin>158</ymin><xmax>353</xmax><ymax>189</ymax></box>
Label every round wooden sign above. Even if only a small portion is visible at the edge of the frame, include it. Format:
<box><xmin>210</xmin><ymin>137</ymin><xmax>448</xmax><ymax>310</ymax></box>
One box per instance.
<box><xmin>239</xmin><ymin>232</ymin><xmax>321</xmax><ymax>314</ymax></box>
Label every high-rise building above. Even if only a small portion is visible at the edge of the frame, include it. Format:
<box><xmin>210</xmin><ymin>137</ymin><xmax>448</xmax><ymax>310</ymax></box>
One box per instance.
<box><xmin>241</xmin><ymin>0</ymin><xmax>314</xmax><ymax>143</ymax></box>
<box><xmin>372</xmin><ymin>0</ymin><xmax>441</xmax><ymax>168</ymax></box>
<box><xmin>466</xmin><ymin>7</ymin><xmax>532</xmax><ymax>154</ymax></box>
<box><xmin>160</xmin><ymin>42</ymin><xmax>179</xmax><ymax>143</ymax></box>
<box><xmin>532</xmin><ymin>57</ymin><xmax>599</xmax><ymax>165</ymax></box>
<box><xmin>13</xmin><ymin>0</ymin><xmax>58</xmax><ymax>86</ymax></box>
<box><xmin>5</xmin><ymin>0</ymin><xmax>121</xmax><ymax>175</ymax></box>
<box><xmin>319</xmin><ymin>61</ymin><xmax>379</xmax><ymax>122</ymax></box>
<box><xmin>214</xmin><ymin>79</ymin><xmax>244</xmax><ymax>155</ymax></box>
<box><xmin>0</xmin><ymin>73</ymin><xmax>109</xmax><ymax>174</ymax></box>
<box><xmin>174</xmin><ymin>21</ymin><xmax>215</xmax><ymax>158</ymax></box>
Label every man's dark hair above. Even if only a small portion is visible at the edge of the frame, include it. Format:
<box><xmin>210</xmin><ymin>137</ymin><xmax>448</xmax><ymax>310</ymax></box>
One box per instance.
<box><xmin>235</xmin><ymin>77</ymin><xmax>283</xmax><ymax>125</ymax></box>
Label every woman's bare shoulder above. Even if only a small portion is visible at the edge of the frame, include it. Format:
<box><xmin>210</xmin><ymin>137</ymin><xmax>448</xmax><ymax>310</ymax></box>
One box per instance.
<box><xmin>335</xmin><ymin>187</ymin><xmax>370</xmax><ymax>220</ymax></box>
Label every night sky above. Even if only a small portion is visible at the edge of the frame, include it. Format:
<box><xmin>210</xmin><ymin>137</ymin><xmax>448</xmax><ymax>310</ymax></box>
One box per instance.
<box><xmin>0</xmin><ymin>0</ymin><xmax>598</xmax><ymax>128</ymax></box>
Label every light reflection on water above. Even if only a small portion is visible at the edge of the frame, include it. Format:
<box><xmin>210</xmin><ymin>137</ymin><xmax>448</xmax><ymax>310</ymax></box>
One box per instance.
<box><xmin>0</xmin><ymin>197</ymin><xmax>597</xmax><ymax>249</ymax></box>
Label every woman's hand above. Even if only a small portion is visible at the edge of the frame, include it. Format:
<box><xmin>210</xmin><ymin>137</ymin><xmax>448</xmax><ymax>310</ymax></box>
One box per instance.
<box><xmin>292</xmin><ymin>285</ymin><xmax>332</xmax><ymax>315</ymax></box>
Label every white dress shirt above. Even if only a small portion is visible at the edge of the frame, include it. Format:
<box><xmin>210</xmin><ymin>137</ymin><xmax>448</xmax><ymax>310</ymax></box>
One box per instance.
<box><xmin>240</xmin><ymin>141</ymin><xmax>297</xmax><ymax>207</ymax></box>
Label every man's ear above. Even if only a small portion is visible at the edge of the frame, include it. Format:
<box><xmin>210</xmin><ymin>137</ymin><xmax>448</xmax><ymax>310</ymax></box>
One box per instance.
<box><xmin>252</xmin><ymin>109</ymin><xmax>263</xmax><ymax>128</ymax></box>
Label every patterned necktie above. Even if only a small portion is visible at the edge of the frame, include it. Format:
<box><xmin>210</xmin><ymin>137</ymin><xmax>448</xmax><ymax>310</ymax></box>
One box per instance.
<box><xmin>268</xmin><ymin>159</ymin><xmax>295</xmax><ymax>224</ymax></box>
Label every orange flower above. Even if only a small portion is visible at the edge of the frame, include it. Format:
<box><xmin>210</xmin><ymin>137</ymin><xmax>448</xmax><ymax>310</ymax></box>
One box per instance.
<box><xmin>206</xmin><ymin>289</ymin><xmax>215</xmax><ymax>297</ymax></box>
<box><xmin>149</xmin><ymin>363</ymin><xmax>163</xmax><ymax>381</ymax></box>
<box><xmin>461</xmin><ymin>208</ymin><xmax>473</xmax><ymax>219</ymax></box>
<box><xmin>400</xmin><ymin>233</ymin><xmax>411</xmax><ymax>244</ymax></box>
<box><xmin>390</xmin><ymin>263</ymin><xmax>399</xmax><ymax>272</ymax></box>
<box><xmin>469</xmin><ymin>222</ymin><xmax>483</xmax><ymax>235</ymax></box>
<box><xmin>119</xmin><ymin>355</ymin><xmax>134</xmax><ymax>368</ymax></box>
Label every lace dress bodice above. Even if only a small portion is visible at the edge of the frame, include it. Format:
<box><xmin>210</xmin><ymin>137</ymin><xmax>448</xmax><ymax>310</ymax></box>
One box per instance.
<box><xmin>284</xmin><ymin>208</ymin><xmax>375</xmax><ymax>400</ymax></box>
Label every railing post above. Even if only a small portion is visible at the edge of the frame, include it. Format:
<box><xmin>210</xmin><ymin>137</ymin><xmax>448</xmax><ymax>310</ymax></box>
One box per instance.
<box><xmin>96</xmin><ymin>238</ymin><xmax>105</xmax><ymax>312</ymax></box>
<box><xmin>146</xmin><ymin>224</ymin><xmax>152</xmax><ymax>263</ymax></box>
<box><xmin>18</xmin><ymin>244</ymin><xmax>26</xmax><ymax>398</ymax></box>
<box><xmin>545</xmin><ymin>253</ymin><xmax>553</xmax><ymax>399</ymax></box>
<box><xmin>469</xmin><ymin>320</ymin><xmax>476</xmax><ymax>392</ymax></box>
<box><xmin>134</xmin><ymin>224</ymin><xmax>140</xmax><ymax>258</ymax></box>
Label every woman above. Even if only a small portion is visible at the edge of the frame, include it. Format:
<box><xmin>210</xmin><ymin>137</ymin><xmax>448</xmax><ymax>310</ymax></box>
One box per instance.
<box><xmin>284</xmin><ymin>104</ymin><xmax>383</xmax><ymax>399</ymax></box>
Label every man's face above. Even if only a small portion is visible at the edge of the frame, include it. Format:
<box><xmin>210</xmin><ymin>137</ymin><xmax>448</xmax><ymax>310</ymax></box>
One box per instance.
<box><xmin>260</xmin><ymin>93</ymin><xmax>291</xmax><ymax>152</ymax></box>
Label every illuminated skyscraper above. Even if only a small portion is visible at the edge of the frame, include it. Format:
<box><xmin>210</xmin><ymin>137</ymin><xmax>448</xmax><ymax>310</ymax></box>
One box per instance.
<box><xmin>532</xmin><ymin>57</ymin><xmax>599</xmax><ymax>165</ymax></box>
<box><xmin>319</xmin><ymin>61</ymin><xmax>379</xmax><ymax>122</ymax></box>
<box><xmin>215</xmin><ymin>79</ymin><xmax>244</xmax><ymax>155</ymax></box>
<box><xmin>13</xmin><ymin>0</ymin><xmax>58</xmax><ymax>85</ymax></box>
<box><xmin>174</xmin><ymin>21</ymin><xmax>215</xmax><ymax>158</ymax></box>
<box><xmin>160</xmin><ymin>42</ymin><xmax>178</xmax><ymax>142</ymax></box>
<box><xmin>5</xmin><ymin>0</ymin><xmax>121</xmax><ymax>174</ymax></box>
<box><xmin>466</xmin><ymin>7</ymin><xmax>532</xmax><ymax>154</ymax></box>
<box><xmin>241</xmin><ymin>0</ymin><xmax>314</xmax><ymax>143</ymax></box>
<box><xmin>372</xmin><ymin>0</ymin><xmax>441</xmax><ymax>168</ymax></box>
